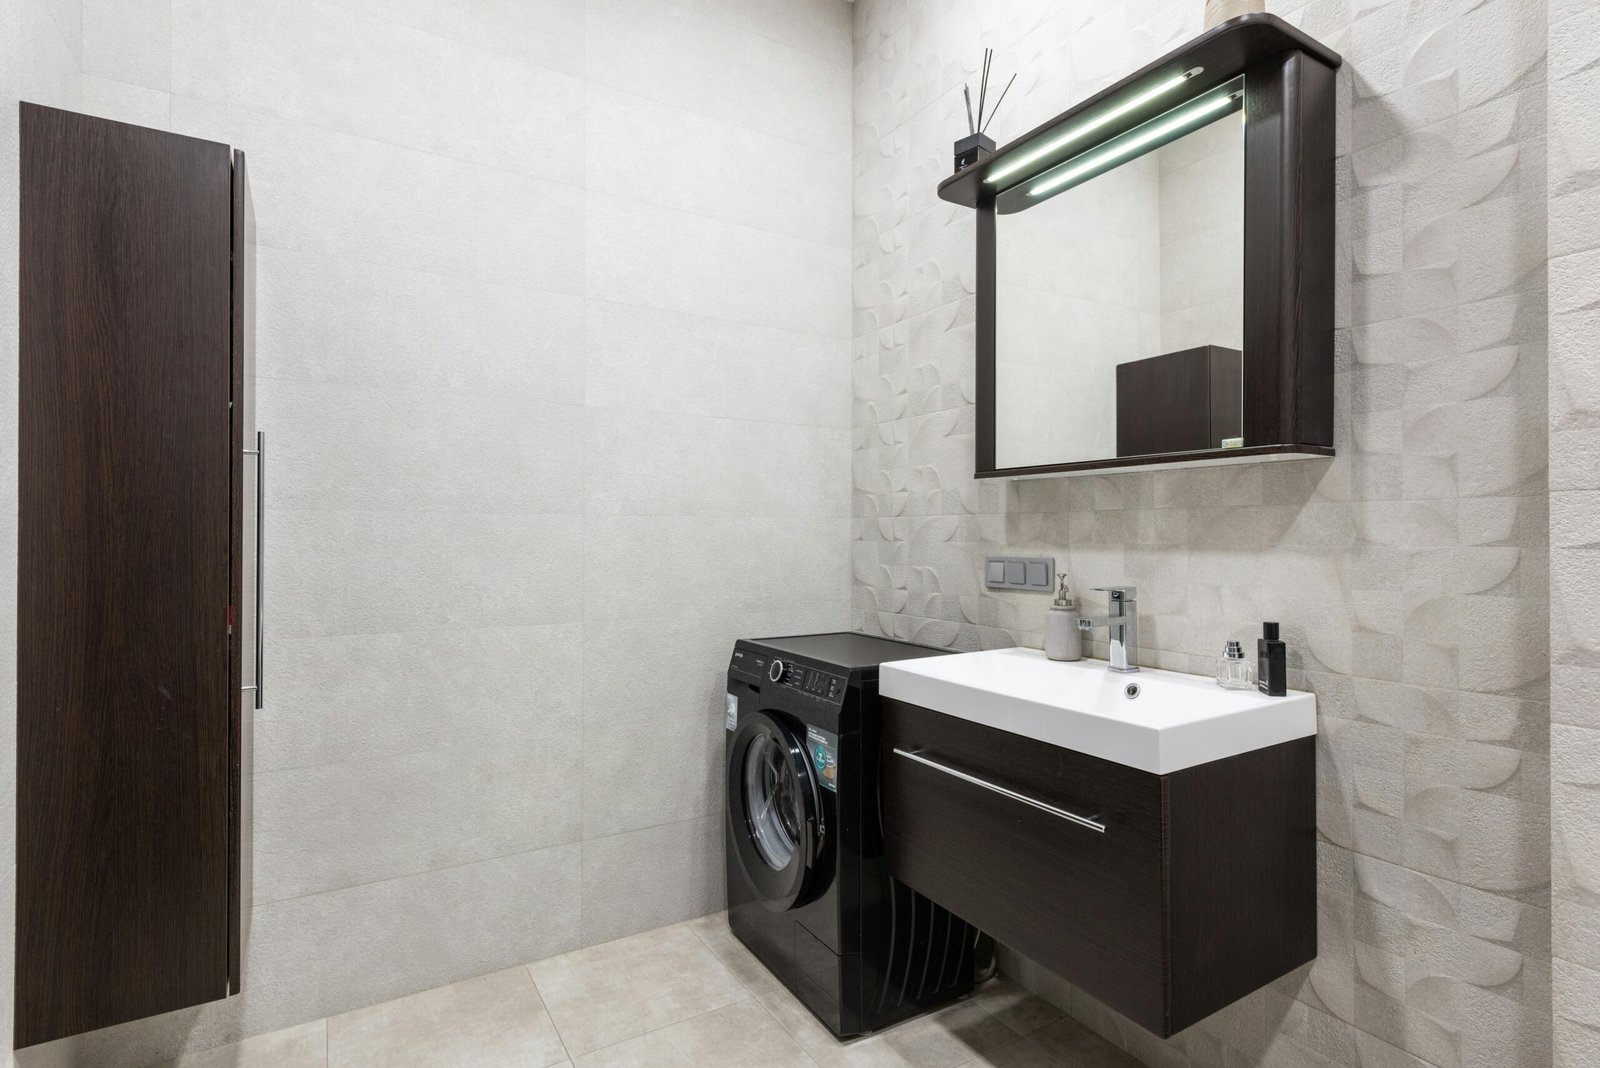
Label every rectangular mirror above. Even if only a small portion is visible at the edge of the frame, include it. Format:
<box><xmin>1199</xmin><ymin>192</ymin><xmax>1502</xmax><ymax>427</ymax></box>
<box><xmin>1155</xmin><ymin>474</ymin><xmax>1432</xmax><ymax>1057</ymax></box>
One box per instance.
<box><xmin>993</xmin><ymin>80</ymin><xmax>1245</xmax><ymax>471</ymax></box>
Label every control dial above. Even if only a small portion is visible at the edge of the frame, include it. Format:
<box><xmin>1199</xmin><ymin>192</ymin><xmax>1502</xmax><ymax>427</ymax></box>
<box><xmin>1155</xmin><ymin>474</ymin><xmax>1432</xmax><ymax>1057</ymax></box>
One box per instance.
<box><xmin>768</xmin><ymin>658</ymin><xmax>787</xmax><ymax>684</ymax></box>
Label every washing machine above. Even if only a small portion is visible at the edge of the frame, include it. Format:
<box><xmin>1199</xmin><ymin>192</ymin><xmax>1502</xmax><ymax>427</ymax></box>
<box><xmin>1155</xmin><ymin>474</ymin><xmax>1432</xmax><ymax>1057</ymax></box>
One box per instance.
<box><xmin>724</xmin><ymin>632</ymin><xmax>981</xmax><ymax>1037</ymax></box>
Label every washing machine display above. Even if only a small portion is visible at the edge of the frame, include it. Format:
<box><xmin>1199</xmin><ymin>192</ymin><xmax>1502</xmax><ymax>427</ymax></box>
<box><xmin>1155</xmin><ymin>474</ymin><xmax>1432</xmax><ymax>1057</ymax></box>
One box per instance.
<box><xmin>805</xmin><ymin>725</ymin><xmax>838</xmax><ymax>792</ymax></box>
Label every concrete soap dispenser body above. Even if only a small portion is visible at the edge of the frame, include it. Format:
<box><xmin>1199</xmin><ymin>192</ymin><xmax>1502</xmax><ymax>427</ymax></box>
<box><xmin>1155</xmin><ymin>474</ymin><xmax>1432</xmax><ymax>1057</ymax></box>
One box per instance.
<box><xmin>1044</xmin><ymin>575</ymin><xmax>1082</xmax><ymax>661</ymax></box>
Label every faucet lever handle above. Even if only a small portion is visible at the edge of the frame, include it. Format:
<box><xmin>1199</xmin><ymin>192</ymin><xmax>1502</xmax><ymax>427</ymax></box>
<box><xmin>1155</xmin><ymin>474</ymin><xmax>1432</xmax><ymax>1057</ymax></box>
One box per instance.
<box><xmin>1093</xmin><ymin>585</ymin><xmax>1137</xmax><ymax>601</ymax></box>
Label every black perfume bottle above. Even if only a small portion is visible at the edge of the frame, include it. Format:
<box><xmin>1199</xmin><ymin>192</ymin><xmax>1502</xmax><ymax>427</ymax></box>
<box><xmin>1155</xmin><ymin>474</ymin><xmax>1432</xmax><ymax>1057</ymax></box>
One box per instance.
<box><xmin>1257</xmin><ymin>622</ymin><xmax>1286</xmax><ymax>696</ymax></box>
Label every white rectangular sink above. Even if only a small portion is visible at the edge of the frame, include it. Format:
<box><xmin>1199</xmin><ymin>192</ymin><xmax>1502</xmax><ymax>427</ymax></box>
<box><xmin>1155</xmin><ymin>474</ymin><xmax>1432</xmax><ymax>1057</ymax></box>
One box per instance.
<box><xmin>879</xmin><ymin>647</ymin><xmax>1316</xmax><ymax>774</ymax></box>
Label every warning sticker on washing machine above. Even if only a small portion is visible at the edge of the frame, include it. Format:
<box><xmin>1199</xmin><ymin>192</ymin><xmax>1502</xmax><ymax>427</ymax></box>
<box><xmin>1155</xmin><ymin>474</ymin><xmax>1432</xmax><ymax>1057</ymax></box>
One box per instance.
<box><xmin>806</xmin><ymin>726</ymin><xmax>838</xmax><ymax>792</ymax></box>
<box><xmin>725</xmin><ymin>693</ymin><xmax>738</xmax><ymax>731</ymax></box>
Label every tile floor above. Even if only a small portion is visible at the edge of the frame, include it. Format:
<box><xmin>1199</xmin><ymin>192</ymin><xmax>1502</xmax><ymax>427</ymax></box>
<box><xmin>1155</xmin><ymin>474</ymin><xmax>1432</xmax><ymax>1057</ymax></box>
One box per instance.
<box><xmin>150</xmin><ymin>913</ymin><xmax>1144</xmax><ymax>1067</ymax></box>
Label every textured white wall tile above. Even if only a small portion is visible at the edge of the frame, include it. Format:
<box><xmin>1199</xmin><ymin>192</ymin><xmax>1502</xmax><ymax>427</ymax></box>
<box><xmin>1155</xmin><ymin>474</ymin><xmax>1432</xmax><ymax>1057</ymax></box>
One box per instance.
<box><xmin>853</xmin><ymin>0</ymin><xmax>1560</xmax><ymax>1062</ymax></box>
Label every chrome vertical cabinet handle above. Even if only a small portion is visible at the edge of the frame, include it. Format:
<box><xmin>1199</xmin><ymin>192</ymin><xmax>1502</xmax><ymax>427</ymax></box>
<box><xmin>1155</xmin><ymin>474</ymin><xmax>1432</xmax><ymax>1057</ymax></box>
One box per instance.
<box><xmin>242</xmin><ymin>431</ymin><xmax>263</xmax><ymax>709</ymax></box>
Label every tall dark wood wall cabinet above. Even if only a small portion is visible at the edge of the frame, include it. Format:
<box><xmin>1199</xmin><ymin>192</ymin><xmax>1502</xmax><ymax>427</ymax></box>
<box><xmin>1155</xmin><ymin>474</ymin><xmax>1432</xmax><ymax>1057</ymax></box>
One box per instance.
<box><xmin>16</xmin><ymin>104</ymin><xmax>256</xmax><ymax>1048</ymax></box>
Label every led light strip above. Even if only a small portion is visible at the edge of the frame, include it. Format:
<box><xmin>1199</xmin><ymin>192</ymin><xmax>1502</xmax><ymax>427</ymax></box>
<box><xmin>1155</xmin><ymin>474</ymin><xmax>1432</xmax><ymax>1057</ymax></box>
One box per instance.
<box><xmin>983</xmin><ymin>67</ymin><xmax>1204</xmax><ymax>186</ymax></box>
<box><xmin>1027</xmin><ymin>90</ymin><xmax>1243</xmax><ymax>198</ymax></box>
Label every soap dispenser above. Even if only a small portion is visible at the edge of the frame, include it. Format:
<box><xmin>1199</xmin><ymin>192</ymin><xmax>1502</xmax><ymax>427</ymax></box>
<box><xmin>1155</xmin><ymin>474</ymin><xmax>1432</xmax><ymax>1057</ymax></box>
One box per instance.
<box><xmin>1044</xmin><ymin>574</ymin><xmax>1082</xmax><ymax>661</ymax></box>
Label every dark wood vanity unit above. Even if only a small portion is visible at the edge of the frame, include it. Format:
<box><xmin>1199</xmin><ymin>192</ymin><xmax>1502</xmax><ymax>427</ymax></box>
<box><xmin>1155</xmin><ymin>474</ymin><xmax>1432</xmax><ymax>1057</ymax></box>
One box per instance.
<box><xmin>879</xmin><ymin>699</ymin><xmax>1315</xmax><ymax>1037</ymax></box>
<box><xmin>16</xmin><ymin>104</ymin><xmax>256</xmax><ymax>1047</ymax></box>
<box><xmin>944</xmin><ymin>14</ymin><xmax>1342</xmax><ymax>479</ymax></box>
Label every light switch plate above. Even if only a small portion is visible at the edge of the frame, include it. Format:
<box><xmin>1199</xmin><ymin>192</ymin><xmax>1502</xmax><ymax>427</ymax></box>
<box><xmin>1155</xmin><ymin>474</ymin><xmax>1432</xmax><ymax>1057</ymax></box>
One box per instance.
<box><xmin>984</xmin><ymin>555</ymin><xmax>1055</xmax><ymax>592</ymax></box>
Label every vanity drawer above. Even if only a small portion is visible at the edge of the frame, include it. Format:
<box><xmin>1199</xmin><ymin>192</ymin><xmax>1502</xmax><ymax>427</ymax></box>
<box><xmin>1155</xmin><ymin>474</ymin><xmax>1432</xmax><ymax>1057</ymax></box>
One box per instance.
<box><xmin>880</xmin><ymin>699</ymin><xmax>1167</xmax><ymax>1032</ymax></box>
<box><xmin>879</xmin><ymin>697</ymin><xmax>1316</xmax><ymax>1037</ymax></box>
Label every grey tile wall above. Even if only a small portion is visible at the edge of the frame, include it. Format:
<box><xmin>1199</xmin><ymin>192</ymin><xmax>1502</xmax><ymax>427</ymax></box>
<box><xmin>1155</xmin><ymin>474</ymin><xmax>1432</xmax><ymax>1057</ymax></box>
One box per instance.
<box><xmin>1547</xmin><ymin>0</ymin><xmax>1600</xmax><ymax>1062</ymax></box>
<box><xmin>11</xmin><ymin>0</ymin><xmax>853</xmax><ymax>1064</ymax></box>
<box><xmin>851</xmin><ymin>0</ymin><xmax>1558</xmax><ymax>1065</ymax></box>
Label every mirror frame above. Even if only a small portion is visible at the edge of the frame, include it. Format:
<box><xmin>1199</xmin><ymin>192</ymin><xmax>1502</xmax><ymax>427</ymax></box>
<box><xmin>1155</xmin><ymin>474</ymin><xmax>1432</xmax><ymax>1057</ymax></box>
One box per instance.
<box><xmin>942</xmin><ymin>15</ymin><xmax>1342</xmax><ymax>479</ymax></box>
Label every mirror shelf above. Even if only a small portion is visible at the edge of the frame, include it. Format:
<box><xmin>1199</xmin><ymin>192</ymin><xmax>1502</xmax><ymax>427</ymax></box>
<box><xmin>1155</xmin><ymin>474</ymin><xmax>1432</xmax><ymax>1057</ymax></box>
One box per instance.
<box><xmin>937</xmin><ymin>14</ymin><xmax>1341</xmax><ymax>209</ymax></box>
<box><xmin>943</xmin><ymin>14</ymin><xmax>1344</xmax><ymax>481</ymax></box>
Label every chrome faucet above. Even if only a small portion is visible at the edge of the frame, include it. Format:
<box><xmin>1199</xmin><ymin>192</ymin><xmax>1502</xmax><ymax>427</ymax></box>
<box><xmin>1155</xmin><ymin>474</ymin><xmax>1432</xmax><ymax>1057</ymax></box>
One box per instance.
<box><xmin>1077</xmin><ymin>586</ymin><xmax>1140</xmax><ymax>673</ymax></box>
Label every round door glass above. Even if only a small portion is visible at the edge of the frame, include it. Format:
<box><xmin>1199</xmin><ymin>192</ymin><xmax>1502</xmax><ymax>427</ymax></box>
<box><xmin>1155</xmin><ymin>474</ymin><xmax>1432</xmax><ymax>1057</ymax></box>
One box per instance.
<box><xmin>743</xmin><ymin>732</ymin><xmax>805</xmax><ymax>871</ymax></box>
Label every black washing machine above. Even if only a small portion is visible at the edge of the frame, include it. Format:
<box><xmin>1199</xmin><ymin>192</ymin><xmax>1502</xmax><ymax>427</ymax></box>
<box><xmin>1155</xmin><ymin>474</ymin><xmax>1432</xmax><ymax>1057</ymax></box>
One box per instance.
<box><xmin>724</xmin><ymin>632</ymin><xmax>980</xmax><ymax>1037</ymax></box>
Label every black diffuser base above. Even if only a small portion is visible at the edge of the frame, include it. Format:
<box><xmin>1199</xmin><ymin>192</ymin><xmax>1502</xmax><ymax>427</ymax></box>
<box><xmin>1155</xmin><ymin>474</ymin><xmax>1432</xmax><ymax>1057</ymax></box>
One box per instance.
<box><xmin>954</xmin><ymin>132</ymin><xmax>995</xmax><ymax>173</ymax></box>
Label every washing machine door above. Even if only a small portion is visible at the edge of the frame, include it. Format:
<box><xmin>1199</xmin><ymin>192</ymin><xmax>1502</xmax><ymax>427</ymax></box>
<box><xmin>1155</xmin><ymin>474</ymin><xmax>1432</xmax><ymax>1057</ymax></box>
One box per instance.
<box><xmin>727</xmin><ymin>710</ymin><xmax>827</xmax><ymax>911</ymax></box>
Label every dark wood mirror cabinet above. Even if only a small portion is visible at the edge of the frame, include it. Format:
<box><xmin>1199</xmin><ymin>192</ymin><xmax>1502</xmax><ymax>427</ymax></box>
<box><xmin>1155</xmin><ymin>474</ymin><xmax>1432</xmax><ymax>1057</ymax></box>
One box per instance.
<box><xmin>940</xmin><ymin>15</ymin><xmax>1342</xmax><ymax>479</ymax></box>
<box><xmin>16</xmin><ymin>104</ymin><xmax>256</xmax><ymax>1047</ymax></box>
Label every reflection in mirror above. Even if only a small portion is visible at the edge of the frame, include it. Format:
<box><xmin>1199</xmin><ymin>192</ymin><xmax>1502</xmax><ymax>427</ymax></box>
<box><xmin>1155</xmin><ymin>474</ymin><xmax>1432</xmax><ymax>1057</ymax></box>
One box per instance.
<box><xmin>993</xmin><ymin>81</ymin><xmax>1245</xmax><ymax>471</ymax></box>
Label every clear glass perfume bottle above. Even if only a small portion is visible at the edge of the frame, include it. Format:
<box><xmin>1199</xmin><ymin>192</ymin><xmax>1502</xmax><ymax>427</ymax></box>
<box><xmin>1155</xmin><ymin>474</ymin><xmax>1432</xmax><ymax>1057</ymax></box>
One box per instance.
<box><xmin>1215</xmin><ymin>640</ymin><xmax>1256</xmax><ymax>690</ymax></box>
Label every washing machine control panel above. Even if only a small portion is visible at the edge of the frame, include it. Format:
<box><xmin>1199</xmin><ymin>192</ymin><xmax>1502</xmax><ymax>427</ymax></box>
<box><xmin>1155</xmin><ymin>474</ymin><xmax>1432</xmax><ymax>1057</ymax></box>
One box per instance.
<box><xmin>730</xmin><ymin>649</ymin><xmax>846</xmax><ymax>703</ymax></box>
<box><xmin>774</xmin><ymin>661</ymin><xmax>845</xmax><ymax>702</ymax></box>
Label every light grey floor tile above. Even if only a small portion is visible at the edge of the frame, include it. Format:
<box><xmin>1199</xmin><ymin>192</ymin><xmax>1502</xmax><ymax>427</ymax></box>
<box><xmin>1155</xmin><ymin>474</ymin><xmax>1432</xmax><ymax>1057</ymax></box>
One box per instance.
<box><xmin>684</xmin><ymin>911</ymin><xmax>787</xmax><ymax>998</ymax></box>
<box><xmin>967</xmin><ymin>976</ymin><xmax>1066</xmax><ymax>1037</ymax></box>
<box><xmin>573</xmin><ymin>1000</ymin><xmax>812</xmax><ymax>1068</ymax></box>
<box><xmin>878</xmin><ymin>998</ymin><xmax>1019</xmax><ymax>1068</ymax></box>
<box><xmin>757</xmin><ymin>984</ymin><xmax>919</xmax><ymax>1068</ymax></box>
<box><xmin>327</xmin><ymin>967</ymin><xmax>566</xmax><ymax>1067</ymax></box>
<box><xmin>527</xmin><ymin>923</ymin><xmax>747</xmax><ymax>1056</ymax></box>
<box><xmin>148</xmin><ymin>1022</ymin><xmax>328</xmax><ymax>1068</ymax></box>
<box><xmin>1025</xmin><ymin>1016</ymin><xmax>1148</xmax><ymax>1066</ymax></box>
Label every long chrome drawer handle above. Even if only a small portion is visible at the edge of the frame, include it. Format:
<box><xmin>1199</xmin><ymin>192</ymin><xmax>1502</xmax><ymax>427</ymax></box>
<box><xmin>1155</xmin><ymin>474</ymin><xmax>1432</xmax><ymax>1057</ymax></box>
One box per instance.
<box><xmin>893</xmin><ymin>748</ymin><xmax>1107</xmax><ymax>833</ymax></box>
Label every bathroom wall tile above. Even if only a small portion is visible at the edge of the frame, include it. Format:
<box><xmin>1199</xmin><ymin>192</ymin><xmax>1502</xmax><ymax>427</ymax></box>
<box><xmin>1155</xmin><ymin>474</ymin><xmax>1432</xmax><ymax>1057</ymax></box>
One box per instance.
<box><xmin>169</xmin><ymin>98</ymin><xmax>585</xmax><ymax>292</ymax></box>
<box><xmin>329</xmin><ymin>0</ymin><xmax>585</xmax><ymax>77</ymax></box>
<box><xmin>21</xmin><ymin>1</ymin><xmax>856</xmax><ymax>1064</ymax></box>
<box><xmin>256</xmin><ymin>246</ymin><xmax>585</xmax><ymax>403</ymax></box>
<box><xmin>585</xmin><ymin>84</ymin><xmax>851</xmax><ymax>249</ymax></box>
<box><xmin>578</xmin><ymin>817</ymin><xmax>726</xmax><ymax>946</ymax></box>
<box><xmin>585</xmin><ymin>300</ymin><xmax>850</xmax><ymax>428</ymax></box>
<box><xmin>583</xmin><ymin>513</ymin><xmax>850</xmax><ymax>622</ymax></box>
<box><xmin>585</xmin><ymin>0</ymin><xmax>850</xmax><ymax>155</ymax></box>
<box><xmin>267</xmin><ymin>510</ymin><xmax>584</xmax><ymax>639</ymax></box>
<box><xmin>77</xmin><ymin>75</ymin><xmax>170</xmax><ymax>129</ymax></box>
<box><xmin>260</xmin><ymin>380</ymin><xmax>584</xmax><ymax>515</ymax></box>
<box><xmin>255</xmin><ymin>623</ymin><xmax>584</xmax><ymax>773</ymax></box>
<box><xmin>852</xmin><ymin>0</ymin><xmax>1557</xmax><ymax>1063</ymax></box>
<box><xmin>675</xmin><ymin>0</ymin><xmax>852</xmax><ymax>70</ymax></box>
<box><xmin>251</xmin><ymin>733</ymin><xmax>582</xmax><ymax>903</ymax></box>
<box><xmin>172</xmin><ymin>0</ymin><xmax>584</xmax><ymax>179</ymax></box>
<box><xmin>238</xmin><ymin>843</ymin><xmax>585</xmax><ymax>1035</ymax></box>
<box><xmin>585</xmin><ymin>192</ymin><xmax>851</xmax><ymax>337</ymax></box>
<box><xmin>585</xmin><ymin>409</ymin><xmax>848</xmax><ymax>518</ymax></box>
<box><xmin>82</xmin><ymin>0</ymin><xmax>167</xmax><ymax>89</ymax></box>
